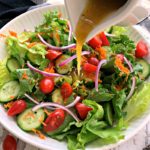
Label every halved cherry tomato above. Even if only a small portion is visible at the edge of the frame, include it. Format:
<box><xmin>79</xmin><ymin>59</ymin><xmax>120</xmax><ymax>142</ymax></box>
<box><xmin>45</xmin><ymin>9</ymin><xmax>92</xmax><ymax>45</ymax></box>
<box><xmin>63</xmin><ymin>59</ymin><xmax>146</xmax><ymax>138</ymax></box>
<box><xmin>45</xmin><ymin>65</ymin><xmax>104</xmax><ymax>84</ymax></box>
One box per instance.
<box><xmin>75</xmin><ymin>103</ymin><xmax>92</xmax><ymax>120</ymax></box>
<box><xmin>39</xmin><ymin>77</ymin><xmax>54</xmax><ymax>94</ymax></box>
<box><xmin>135</xmin><ymin>40</ymin><xmax>148</xmax><ymax>58</ymax></box>
<box><xmin>99</xmin><ymin>32</ymin><xmax>110</xmax><ymax>46</ymax></box>
<box><xmin>88</xmin><ymin>36</ymin><xmax>102</xmax><ymax>49</ymax></box>
<box><xmin>83</xmin><ymin>63</ymin><xmax>97</xmax><ymax>73</ymax></box>
<box><xmin>88</xmin><ymin>57</ymin><xmax>99</xmax><ymax>66</ymax></box>
<box><xmin>44</xmin><ymin>109</ymin><xmax>65</xmax><ymax>132</ymax></box>
<box><xmin>46</xmin><ymin>50</ymin><xmax>62</xmax><ymax>61</ymax></box>
<box><xmin>116</xmin><ymin>54</ymin><xmax>124</xmax><ymax>62</ymax></box>
<box><xmin>3</xmin><ymin>135</ymin><xmax>17</xmax><ymax>150</ymax></box>
<box><xmin>61</xmin><ymin>83</ymin><xmax>73</xmax><ymax>98</ymax></box>
<box><xmin>7</xmin><ymin>100</ymin><xmax>27</xmax><ymax>116</ymax></box>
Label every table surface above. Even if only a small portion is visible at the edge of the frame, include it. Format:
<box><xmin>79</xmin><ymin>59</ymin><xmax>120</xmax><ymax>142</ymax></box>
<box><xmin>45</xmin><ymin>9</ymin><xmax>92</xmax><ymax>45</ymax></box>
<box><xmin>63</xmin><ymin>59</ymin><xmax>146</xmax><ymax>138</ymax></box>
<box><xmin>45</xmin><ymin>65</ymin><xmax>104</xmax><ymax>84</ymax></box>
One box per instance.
<box><xmin>0</xmin><ymin>0</ymin><xmax>150</xmax><ymax>150</ymax></box>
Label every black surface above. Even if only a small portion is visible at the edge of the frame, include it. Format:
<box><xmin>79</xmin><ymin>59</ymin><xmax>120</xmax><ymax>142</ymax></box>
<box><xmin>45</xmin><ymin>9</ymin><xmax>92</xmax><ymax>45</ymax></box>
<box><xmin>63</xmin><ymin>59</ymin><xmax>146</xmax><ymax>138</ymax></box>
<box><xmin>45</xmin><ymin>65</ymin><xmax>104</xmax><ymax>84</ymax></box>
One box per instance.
<box><xmin>0</xmin><ymin>0</ymin><xmax>35</xmax><ymax>28</ymax></box>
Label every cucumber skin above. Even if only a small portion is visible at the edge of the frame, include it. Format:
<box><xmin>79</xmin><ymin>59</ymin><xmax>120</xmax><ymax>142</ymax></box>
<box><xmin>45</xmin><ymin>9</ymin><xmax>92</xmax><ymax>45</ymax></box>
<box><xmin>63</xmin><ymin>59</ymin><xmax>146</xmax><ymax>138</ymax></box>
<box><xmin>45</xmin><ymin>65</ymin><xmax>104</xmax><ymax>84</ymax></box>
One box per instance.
<box><xmin>104</xmin><ymin>103</ymin><xmax>113</xmax><ymax>126</ymax></box>
<box><xmin>0</xmin><ymin>81</ymin><xmax>20</xmax><ymax>102</ymax></box>
<box><xmin>17</xmin><ymin>108</ymin><xmax>46</xmax><ymax>132</ymax></box>
<box><xmin>52</xmin><ymin>89</ymin><xmax>64</xmax><ymax>105</ymax></box>
<box><xmin>55</xmin><ymin>55</ymin><xmax>73</xmax><ymax>74</ymax></box>
<box><xmin>137</xmin><ymin>59</ymin><xmax>150</xmax><ymax>79</ymax></box>
<box><xmin>6</xmin><ymin>58</ymin><xmax>20</xmax><ymax>72</ymax></box>
<box><xmin>27</xmin><ymin>52</ymin><xmax>42</xmax><ymax>66</ymax></box>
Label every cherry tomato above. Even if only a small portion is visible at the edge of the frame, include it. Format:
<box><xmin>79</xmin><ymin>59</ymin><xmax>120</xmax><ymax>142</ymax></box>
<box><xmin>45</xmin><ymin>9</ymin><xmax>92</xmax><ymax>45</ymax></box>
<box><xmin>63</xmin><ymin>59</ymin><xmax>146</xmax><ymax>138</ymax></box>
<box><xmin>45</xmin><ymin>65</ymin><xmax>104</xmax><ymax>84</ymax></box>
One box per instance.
<box><xmin>44</xmin><ymin>109</ymin><xmax>65</xmax><ymax>132</ymax></box>
<box><xmin>75</xmin><ymin>103</ymin><xmax>92</xmax><ymax>120</ymax></box>
<box><xmin>88</xmin><ymin>57</ymin><xmax>99</xmax><ymax>66</ymax></box>
<box><xmin>88</xmin><ymin>36</ymin><xmax>102</xmax><ymax>49</ymax></box>
<box><xmin>39</xmin><ymin>77</ymin><xmax>54</xmax><ymax>94</ymax></box>
<box><xmin>83</xmin><ymin>63</ymin><xmax>97</xmax><ymax>73</ymax></box>
<box><xmin>46</xmin><ymin>50</ymin><xmax>62</xmax><ymax>61</ymax></box>
<box><xmin>99</xmin><ymin>32</ymin><xmax>110</xmax><ymax>46</ymax></box>
<box><xmin>3</xmin><ymin>135</ymin><xmax>17</xmax><ymax>150</ymax></box>
<box><xmin>61</xmin><ymin>83</ymin><xmax>73</xmax><ymax>98</ymax></box>
<box><xmin>116</xmin><ymin>54</ymin><xmax>124</xmax><ymax>62</ymax></box>
<box><xmin>135</xmin><ymin>40</ymin><xmax>148</xmax><ymax>58</ymax></box>
<box><xmin>7</xmin><ymin>100</ymin><xmax>27</xmax><ymax>116</ymax></box>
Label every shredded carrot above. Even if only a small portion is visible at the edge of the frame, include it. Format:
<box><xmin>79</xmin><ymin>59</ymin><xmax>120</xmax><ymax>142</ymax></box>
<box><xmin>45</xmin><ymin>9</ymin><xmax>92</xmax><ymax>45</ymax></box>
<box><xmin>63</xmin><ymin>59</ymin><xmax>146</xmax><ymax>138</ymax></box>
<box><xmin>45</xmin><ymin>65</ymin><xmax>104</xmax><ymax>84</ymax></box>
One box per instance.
<box><xmin>44</xmin><ymin>109</ymin><xmax>51</xmax><ymax>116</ymax></box>
<box><xmin>27</xmin><ymin>42</ymin><xmax>37</xmax><ymax>48</ymax></box>
<box><xmin>115</xmin><ymin>85</ymin><xmax>123</xmax><ymax>91</ymax></box>
<box><xmin>9</xmin><ymin>30</ymin><xmax>17</xmax><ymax>37</ymax></box>
<box><xmin>81</xmin><ymin>56</ymin><xmax>88</xmax><ymax>64</ymax></box>
<box><xmin>22</xmin><ymin>70</ymin><xmax>28</xmax><ymax>79</ymax></box>
<box><xmin>44</xmin><ymin>66</ymin><xmax>55</xmax><ymax>73</ymax></box>
<box><xmin>70</xmin><ymin>47</ymin><xmax>76</xmax><ymax>53</ymax></box>
<box><xmin>115</xmin><ymin>57</ymin><xmax>130</xmax><ymax>75</ymax></box>
<box><xmin>96</xmin><ymin>47</ymin><xmax>107</xmax><ymax>60</ymax></box>
<box><xmin>32</xmin><ymin>129</ymin><xmax>45</xmax><ymax>139</ymax></box>
<box><xmin>83</xmin><ymin>71</ymin><xmax>102</xmax><ymax>83</ymax></box>
<box><xmin>24</xmin><ymin>112</ymin><xmax>35</xmax><ymax>120</ymax></box>
<box><xmin>4</xmin><ymin>101</ymin><xmax>14</xmax><ymax>109</ymax></box>
<box><xmin>58</xmin><ymin>12</ymin><xmax>62</xmax><ymax>18</ymax></box>
<box><xmin>54</xmin><ymin>31</ymin><xmax>60</xmax><ymax>44</ymax></box>
<box><xmin>0</xmin><ymin>33</ymin><xmax>7</xmax><ymax>38</ymax></box>
<box><xmin>10</xmin><ymin>95</ymin><xmax>15</xmax><ymax>99</ymax></box>
<box><xmin>39</xmin><ymin>117</ymin><xmax>47</xmax><ymax>127</ymax></box>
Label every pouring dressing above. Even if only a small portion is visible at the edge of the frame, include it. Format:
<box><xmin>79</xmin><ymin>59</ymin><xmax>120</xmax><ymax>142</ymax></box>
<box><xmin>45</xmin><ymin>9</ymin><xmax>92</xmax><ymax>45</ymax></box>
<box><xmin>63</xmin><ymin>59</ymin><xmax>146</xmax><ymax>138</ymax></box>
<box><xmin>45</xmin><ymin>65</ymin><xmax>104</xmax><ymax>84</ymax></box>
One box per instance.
<box><xmin>75</xmin><ymin>0</ymin><xmax>127</xmax><ymax>74</ymax></box>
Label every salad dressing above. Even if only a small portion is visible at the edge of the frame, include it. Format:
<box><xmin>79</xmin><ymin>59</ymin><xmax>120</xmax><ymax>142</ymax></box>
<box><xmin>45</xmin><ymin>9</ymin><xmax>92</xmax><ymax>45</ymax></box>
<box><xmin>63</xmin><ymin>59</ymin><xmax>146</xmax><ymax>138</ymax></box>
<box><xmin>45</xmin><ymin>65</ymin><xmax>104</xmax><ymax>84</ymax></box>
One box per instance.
<box><xmin>75</xmin><ymin>0</ymin><xmax>127</xmax><ymax>75</ymax></box>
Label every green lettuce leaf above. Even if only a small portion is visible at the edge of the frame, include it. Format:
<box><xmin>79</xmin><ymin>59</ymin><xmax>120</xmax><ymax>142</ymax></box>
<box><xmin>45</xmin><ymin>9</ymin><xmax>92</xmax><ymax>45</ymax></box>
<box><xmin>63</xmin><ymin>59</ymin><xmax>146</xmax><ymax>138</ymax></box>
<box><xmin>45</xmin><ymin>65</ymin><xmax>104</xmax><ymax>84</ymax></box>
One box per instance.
<box><xmin>6</xmin><ymin>36</ymin><xmax>47</xmax><ymax>66</ymax></box>
<box><xmin>18</xmin><ymin>31</ymin><xmax>37</xmax><ymax>43</ymax></box>
<box><xmin>87</xmin><ymin>86</ymin><xmax>114</xmax><ymax>102</ymax></box>
<box><xmin>0</xmin><ymin>58</ymin><xmax>12</xmax><ymax>88</ymax></box>
<box><xmin>6</xmin><ymin>36</ymin><xmax>27</xmax><ymax>65</ymax></box>
<box><xmin>14</xmin><ymin>68</ymin><xmax>36</xmax><ymax>96</ymax></box>
<box><xmin>27</xmin><ymin>43</ymin><xmax>47</xmax><ymax>58</ymax></box>
<box><xmin>124</xmin><ymin>82</ymin><xmax>150</xmax><ymax>123</ymax></box>
<box><xmin>67</xmin><ymin>100</ymin><xmax>124</xmax><ymax>150</ymax></box>
<box><xmin>111</xmin><ymin>26</ymin><xmax>128</xmax><ymax>36</ymax></box>
<box><xmin>112</xmin><ymin>90</ymin><xmax>126</xmax><ymax>119</ymax></box>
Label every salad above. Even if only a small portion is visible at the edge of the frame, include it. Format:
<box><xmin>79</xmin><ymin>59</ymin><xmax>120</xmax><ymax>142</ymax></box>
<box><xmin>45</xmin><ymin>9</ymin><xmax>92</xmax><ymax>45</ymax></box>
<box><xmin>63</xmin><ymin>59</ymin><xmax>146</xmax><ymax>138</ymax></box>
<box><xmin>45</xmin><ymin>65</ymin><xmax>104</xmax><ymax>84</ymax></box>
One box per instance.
<box><xmin>0</xmin><ymin>11</ymin><xmax>150</xmax><ymax>150</ymax></box>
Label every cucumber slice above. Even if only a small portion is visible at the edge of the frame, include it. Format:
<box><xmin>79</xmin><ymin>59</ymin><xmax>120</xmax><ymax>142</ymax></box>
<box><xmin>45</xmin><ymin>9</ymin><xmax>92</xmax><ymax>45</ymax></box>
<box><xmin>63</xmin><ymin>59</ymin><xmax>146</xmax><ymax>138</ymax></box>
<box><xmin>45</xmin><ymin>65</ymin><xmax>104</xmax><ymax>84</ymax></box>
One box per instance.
<box><xmin>6</xmin><ymin>58</ymin><xmax>20</xmax><ymax>72</ymax></box>
<box><xmin>137</xmin><ymin>59</ymin><xmax>150</xmax><ymax>79</ymax></box>
<box><xmin>52</xmin><ymin>89</ymin><xmax>63</xmax><ymax>104</ymax></box>
<box><xmin>54</xmin><ymin>75</ymin><xmax>73</xmax><ymax>85</ymax></box>
<box><xmin>55</xmin><ymin>55</ymin><xmax>73</xmax><ymax>74</ymax></box>
<box><xmin>104</xmin><ymin>103</ymin><xmax>113</xmax><ymax>126</ymax></box>
<box><xmin>0</xmin><ymin>81</ymin><xmax>20</xmax><ymax>102</ymax></box>
<box><xmin>17</xmin><ymin>108</ymin><xmax>45</xmax><ymax>131</ymax></box>
<box><xmin>27</xmin><ymin>52</ymin><xmax>43</xmax><ymax>65</ymax></box>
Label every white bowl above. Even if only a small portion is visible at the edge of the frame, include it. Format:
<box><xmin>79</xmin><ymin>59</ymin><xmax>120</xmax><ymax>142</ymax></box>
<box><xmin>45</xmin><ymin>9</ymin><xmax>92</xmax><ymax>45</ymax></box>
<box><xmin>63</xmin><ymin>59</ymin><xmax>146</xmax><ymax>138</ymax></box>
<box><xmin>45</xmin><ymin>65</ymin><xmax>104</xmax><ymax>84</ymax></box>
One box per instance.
<box><xmin>0</xmin><ymin>4</ymin><xmax>150</xmax><ymax>150</ymax></box>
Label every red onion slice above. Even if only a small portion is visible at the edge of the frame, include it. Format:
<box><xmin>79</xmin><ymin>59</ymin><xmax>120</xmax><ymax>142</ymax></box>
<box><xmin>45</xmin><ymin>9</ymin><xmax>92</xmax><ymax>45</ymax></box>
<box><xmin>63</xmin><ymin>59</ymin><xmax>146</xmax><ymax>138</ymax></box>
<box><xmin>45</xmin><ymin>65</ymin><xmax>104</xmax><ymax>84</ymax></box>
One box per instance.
<box><xmin>38</xmin><ymin>34</ymin><xmax>76</xmax><ymax>51</ymax></box>
<box><xmin>95</xmin><ymin>59</ymin><xmax>107</xmax><ymax>91</ymax></box>
<box><xmin>124</xmin><ymin>56</ymin><xmax>136</xmax><ymax>100</ymax></box>
<box><xmin>59</xmin><ymin>51</ymin><xmax>90</xmax><ymax>67</ymax></box>
<box><xmin>67</xmin><ymin>21</ymin><xmax>72</xmax><ymax>42</ymax></box>
<box><xmin>124</xmin><ymin>56</ymin><xmax>133</xmax><ymax>72</ymax></box>
<box><xmin>126</xmin><ymin>77</ymin><xmax>136</xmax><ymax>100</ymax></box>
<box><xmin>104</xmin><ymin>32</ymin><xmax>116</xmax><ymax>37</ymax></box>
<box><xmin>24</xmin><ymin>93</ymin><xmax>39</xmax><ymax>104</ymax></box>
<box><xmin>27</xmin><ymin>61</ymin><xmax>62</xmax><ymax>77</ymax></box>
<box><xmin>66</xmin><ymin>96</ymin><xmax>81</xmax><ymax>108</ymax></box>
<box><xmin>32</xmin><ymin>102</ymin><xmax>80</xmax><ymax>122</ymax></box>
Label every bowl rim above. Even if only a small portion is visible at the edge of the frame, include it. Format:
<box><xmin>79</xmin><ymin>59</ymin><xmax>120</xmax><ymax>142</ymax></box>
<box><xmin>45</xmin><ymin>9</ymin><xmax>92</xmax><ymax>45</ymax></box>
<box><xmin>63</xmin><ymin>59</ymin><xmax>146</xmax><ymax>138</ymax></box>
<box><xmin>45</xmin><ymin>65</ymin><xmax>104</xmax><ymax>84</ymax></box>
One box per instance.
<box><xmin>0</xmin><ymin>3</ymin><xmax>150</xmax><ymax>150</ymax></box>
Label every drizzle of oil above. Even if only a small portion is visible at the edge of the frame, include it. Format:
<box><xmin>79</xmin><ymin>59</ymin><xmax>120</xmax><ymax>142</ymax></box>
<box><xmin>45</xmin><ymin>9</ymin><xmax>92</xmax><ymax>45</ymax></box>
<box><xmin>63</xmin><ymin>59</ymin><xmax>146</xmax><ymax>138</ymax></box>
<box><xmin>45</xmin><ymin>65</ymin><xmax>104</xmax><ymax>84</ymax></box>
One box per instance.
<box><xmin>75</xmin><ymin>0</ymin><xmax>127</xmax><ymax>75</ymax></box>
